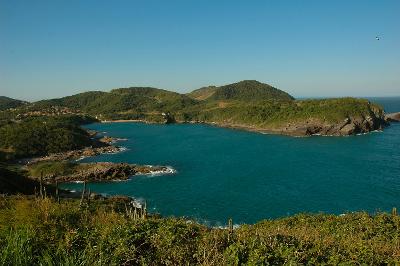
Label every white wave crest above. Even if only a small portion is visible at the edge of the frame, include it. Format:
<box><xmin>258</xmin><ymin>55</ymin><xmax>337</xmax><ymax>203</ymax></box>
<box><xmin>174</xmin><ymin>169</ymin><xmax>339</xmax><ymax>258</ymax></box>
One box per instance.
<box><xmin>142</xmin><ymin>166</ymin><xmax>177</xmax><ymax>177</ymax></box>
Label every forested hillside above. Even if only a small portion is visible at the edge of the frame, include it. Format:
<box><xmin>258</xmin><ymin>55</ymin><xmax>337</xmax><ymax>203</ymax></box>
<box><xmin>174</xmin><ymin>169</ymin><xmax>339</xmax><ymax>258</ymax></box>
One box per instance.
<box><xmin>0</xmin><ymin>96</ymin><xmax>27</xmax><ymax>111</ymax></box>
<box><xmin>34</xmin><ymin>87</ymin><xmax>198</xmax><ymax>121</ymax></box>
<box><xmin>0</xmin><ymin>115</ymin><xmax>99</xmax><ymax>160</ymax></box>
<box><xmin>0</xmin><ymin>80</ymin><xmax>387</xmax><ymax>136</ymax></box>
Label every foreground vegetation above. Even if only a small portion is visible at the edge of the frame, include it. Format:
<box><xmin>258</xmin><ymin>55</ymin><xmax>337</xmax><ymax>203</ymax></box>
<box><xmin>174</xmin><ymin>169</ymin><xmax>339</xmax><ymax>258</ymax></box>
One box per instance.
<box><xmin>0</xmin><ymin>196</ymin><xmax>399</xmax><ymax>265</ymax></box>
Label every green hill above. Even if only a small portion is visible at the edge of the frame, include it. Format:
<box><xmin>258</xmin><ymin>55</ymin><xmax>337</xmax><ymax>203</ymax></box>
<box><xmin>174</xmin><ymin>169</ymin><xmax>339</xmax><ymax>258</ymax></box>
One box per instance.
<box><xmin>187</xmin><ymin>80</ymin><xmax>294</xmax><ymax>102</ymax></box>
<box><xmin>34</xmin><ymin>87</ymin><xmax>198</xmax><ymax>121</ymax></box>
<box><xmin>208</xmin><ymin>80</ymin><xmax>294</xmax><ymax>101</ymax></box>
<box><xmin>34</xmin><ymin>91</ymin><xmax>107</xmax><ymax>110</ymax></box>
<box><xmin>187</xmin><ymin>86</ymin><xmax>218</xmax><ymax>100</ymax></box>
<box><xmin>0</xmin><ymin>80</ymin><xmax>387</xmax><ymax>136</ymax></box>
<box><xmin>0</xmin><ymin>115</ymin><xmax>100</xmax><ymax>160</ymax></box>
<box><xmin>0</xmin><ymin>96</ymin><xmax>27</xmax><ymax>111</ymax></box>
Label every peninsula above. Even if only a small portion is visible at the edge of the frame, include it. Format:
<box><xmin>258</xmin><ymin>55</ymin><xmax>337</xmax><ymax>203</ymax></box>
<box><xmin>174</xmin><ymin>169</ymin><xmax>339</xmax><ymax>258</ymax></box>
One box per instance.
<box><xmin>0</xmin><ymin>80</ymin><xmax>389</xmax><ymax>137</ymax></box>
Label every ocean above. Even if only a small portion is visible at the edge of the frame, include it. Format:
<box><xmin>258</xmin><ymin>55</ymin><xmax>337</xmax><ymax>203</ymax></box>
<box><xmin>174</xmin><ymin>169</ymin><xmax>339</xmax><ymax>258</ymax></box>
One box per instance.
<box><xmin>61</xmin><ymin>97</ymin><xmax>400</xmax><ymax>226</ymax></box>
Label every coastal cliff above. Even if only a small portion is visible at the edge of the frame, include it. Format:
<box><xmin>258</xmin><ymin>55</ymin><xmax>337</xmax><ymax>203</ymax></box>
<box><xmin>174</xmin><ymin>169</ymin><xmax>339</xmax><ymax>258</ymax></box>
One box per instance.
<box><xmin>274</xmin><ymin>110</ymin><xmax>387</xmax><ymax>136</ymax></box>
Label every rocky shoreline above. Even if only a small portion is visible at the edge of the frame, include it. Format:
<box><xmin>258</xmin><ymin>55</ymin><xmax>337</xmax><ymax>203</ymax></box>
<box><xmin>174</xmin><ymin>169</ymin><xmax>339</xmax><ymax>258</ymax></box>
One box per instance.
<box><xmin>99</xmin><ymin>112</ymin><xmax>388</xmax><ymax>137</ymax></box>
<box><xmin>275</xmin><ymin>115</ymin><xmax>387</xmax><ymax>136</ymax></box>
<box><xmin>34</xmin><ymin>162</ymin><xmax>175</xmax><ymax>184</ymax></box>
<box><xmin>20</xmin><ymin>145</ymin><xmax>124</xmax><ymax>165</ymax></box>
<box><xmin>21</xmin><ymin>128</ymin><xmax>175</xmax><ymax>184</ymax></box>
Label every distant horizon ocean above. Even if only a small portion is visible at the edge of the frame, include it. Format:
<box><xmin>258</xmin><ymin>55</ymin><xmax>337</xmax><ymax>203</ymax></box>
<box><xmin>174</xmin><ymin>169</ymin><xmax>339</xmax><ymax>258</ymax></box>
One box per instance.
<box><xmin>62</xmin><ymin>97</ymin><xmax>400</xmax><ymax>226</ymax></box>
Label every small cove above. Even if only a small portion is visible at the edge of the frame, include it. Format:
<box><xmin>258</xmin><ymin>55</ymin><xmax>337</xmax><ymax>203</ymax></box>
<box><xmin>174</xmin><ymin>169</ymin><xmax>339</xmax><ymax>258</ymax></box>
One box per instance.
<box><xmin>61</xmin><ymin>97</ymin><xmax>400</xmax><ymax>226</ymax></box>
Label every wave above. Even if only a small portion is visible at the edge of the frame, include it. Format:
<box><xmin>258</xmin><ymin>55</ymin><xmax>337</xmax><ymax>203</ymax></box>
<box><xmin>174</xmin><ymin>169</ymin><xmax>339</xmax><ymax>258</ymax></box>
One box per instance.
<box><xmin>356</xmin><ymin>129</ymin><xmax>382</xmax><ymax>136</ymax></box>
<box><xmin>75</xmin><ymin>156</ymin><xmax>87</xmax><ymax>162</ymax></box>
<box><xmin>105</xmin><ymin>146</ymin><xmax>129</xmax><ymax>154</ymax></box>
<box><xmin>142</xmin><ymin>166</ymin><xmax>177</xmax><ymax>177</ymax></box>
<box><xmin>213</xmin><ymin>224</ymin><xmax>241</xmax><ymax>230</ymax></box>
<box><xmin>110</xmin><ymin>138</ymin><xmax>128</xmax><ymax>144</ymax></box>
<box><xmin>192</xmin><ymin>218</ymin><xmax>242</xmax><ymax>229</ymax></box>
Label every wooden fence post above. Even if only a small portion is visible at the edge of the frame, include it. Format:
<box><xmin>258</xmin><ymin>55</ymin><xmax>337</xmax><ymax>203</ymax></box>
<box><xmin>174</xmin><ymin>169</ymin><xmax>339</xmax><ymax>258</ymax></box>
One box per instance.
<box><xmin>228</xmin><ymin>218</ymin><xmax>233</xmax><ymax>242</ymax></box>
<box><xmin>144</xmin><ymin>200</ymin><xmax>147</xmax><ymax>219</ymax></box>
<box><xmin>79</xmin><ymin>181</ymin><xmax>87</xmax><ymax>207</ymax></box>
<box><xmin>55</xmin><ymin>181</ymin><xmax>60</xmax><ymax>204</ymax></box>
<box><xmin>39</xmin><ymin>171</ymin><xmax>44</xmax><ymax>199</ymax></box>
<box><xmin>87</xmin><ymin>188</ymin><xmax>91</xmax><ymax>205</ymax></box>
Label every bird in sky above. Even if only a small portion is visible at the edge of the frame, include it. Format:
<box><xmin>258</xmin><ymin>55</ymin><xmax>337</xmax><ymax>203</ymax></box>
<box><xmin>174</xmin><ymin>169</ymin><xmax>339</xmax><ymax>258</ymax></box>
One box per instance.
<box><xmin>376</xmin><ymin>36</ymin><xmax>380</xmax><ymax>41</ymax></box>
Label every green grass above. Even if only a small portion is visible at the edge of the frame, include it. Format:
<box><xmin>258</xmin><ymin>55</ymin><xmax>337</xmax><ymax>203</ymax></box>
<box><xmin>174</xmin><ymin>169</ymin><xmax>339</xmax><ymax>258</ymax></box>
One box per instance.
<box><xmin>28</xmin><ymin>161</ymin><xmax>78</xmax><ymax>178</ymax></box>
<box><xmin>0</xmin><ymin>196</ymin><xmax>399</xmax><ymax>265</ymax></box>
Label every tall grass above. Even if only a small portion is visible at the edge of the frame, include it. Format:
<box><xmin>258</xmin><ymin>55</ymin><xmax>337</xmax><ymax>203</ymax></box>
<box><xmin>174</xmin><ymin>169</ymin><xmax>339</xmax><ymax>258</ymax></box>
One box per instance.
<box><xmin>0</xmin><ymin>196</ymin><xmax>399</xmax><ymax>265</ymax></box>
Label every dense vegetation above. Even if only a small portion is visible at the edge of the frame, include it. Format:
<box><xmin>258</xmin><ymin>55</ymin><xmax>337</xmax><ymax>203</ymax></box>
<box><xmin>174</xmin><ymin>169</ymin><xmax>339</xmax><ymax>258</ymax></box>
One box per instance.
<box><xmin>0</xmin><ymin>96</ymin><xmax>27</xmax><ymax>111</ymax></box>
<box><xmin>182</xmin><ymin>97</ymin><xmax>384</xmax><ymax>128</ymax></box>
<box><xmin>186</xmin><ymin>86</ymin><xmax>218</xmax><ymax>100</ymax></box>
<box><xmin>0</xmin><ymin>115</ymin><xmax>99</xmax><ymax>160</ymax></box>
<box><xmin>200</xmin><ymin>80</ymin><xmax>294</xmax><ymax>102</ymax></box>
<box><xmin>34</xmin><ymin>87</ymin><xmax>197</xmax><ymax>121</ymax></box>
<box><xmin>0</xmin><ymin>196</ymin><xmax>398</xmax><ymax>265</ymax></box>
<box><xmin>20</xmin><ymin>80</ymin><xmax>383</xmax><ymax>130</ymax></box>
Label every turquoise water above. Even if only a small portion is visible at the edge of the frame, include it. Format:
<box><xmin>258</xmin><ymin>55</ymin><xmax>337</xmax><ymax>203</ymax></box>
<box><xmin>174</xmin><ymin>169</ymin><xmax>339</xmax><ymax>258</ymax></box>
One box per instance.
<box><xmin>62</xmin><ymin>97</ymin><xmax>400</xmax><ymax>226</ymax></box>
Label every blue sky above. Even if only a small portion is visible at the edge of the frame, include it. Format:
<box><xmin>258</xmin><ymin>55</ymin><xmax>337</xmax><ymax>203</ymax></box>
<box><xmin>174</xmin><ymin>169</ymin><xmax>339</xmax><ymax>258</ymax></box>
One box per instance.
<box><xmin>1</xmin><ymin>0</ymin><xmax>399</xmax><ymax>101</ymax></box>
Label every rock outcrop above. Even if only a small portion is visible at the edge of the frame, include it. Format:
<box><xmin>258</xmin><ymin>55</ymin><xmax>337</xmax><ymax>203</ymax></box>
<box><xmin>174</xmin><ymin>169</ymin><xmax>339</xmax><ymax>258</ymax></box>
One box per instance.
<box><xmin>385</xmin><ymin>112</ymin><xmax>400</xmax><ymax>122</ymax></box>
<box><xmin>37</xmin><ymin>162</ymin><xmax>174</xmax><ymax>183</ymax></box>
<box><xmin>22</xmin><ymin>146</ymin><xmax>123</xmax><ymax>165</ymax></box>
<box><xmin>278</xmin><ymin>110</ymin><xmax>387</xmax><ymax>136</ymax></box>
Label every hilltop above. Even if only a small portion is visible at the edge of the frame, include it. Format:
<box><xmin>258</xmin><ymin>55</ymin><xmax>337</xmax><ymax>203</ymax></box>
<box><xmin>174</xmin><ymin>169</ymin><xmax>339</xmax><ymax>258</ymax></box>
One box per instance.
<box><xmin>186</xmin><ymin>80</ymin><xmax>293</xmax><ymax>102</ymax></box>
<box><xmin>0</xmin><ymin>80</ymin><xmax>388</xmax><ymax>136</ymax></box>
<box><xmin>187</xmin><ymin>80</ymin><xmax>294</xmax><ymax>102</ymax></box>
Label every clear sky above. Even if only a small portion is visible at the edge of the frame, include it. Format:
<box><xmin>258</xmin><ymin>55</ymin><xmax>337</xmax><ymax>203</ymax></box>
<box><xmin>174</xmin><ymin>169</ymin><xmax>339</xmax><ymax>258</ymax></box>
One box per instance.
<box><xmin>1</xmin><ymin>0</ymin><xmax>399</xmax><ymax>101</ymax></box>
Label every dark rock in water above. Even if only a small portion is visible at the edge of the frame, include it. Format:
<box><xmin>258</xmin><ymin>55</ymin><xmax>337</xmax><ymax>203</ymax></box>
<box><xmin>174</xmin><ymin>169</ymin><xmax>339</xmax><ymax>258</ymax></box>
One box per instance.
<box><xmin>162</xmin><ymin>112</ymin><xmax>176</xmax><ymax>124</ymax></box>
<box><xmin>385</xmin><ymin>112</ymin><xmax>400</xmax><ymax>122</ymax></box>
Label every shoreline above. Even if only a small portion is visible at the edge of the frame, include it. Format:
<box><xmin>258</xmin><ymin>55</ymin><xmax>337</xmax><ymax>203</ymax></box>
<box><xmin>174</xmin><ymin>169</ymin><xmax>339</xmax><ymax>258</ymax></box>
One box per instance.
<box><xmin>99</xmin><ymin>119</ymin><xmax>294</xmax><ymax>136</ymax></box>
<box><xmin>101</xmin><ymin>119</ymin><xmax>156</xmax><ymax>124</ymax></box>
<box><xmin>98</xmin><ymin>118</ymin><xmax>389</xmax><ymax>137</ymax></box>
<box><xmin>20</xmin><ymin>128</ymin><xmax>176</xmax><ymax>185</ymax></box>
<box><xmin>32</xmin><ymin>162</ymin><xmax>176</xmax><ymax>184</ymax></box>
